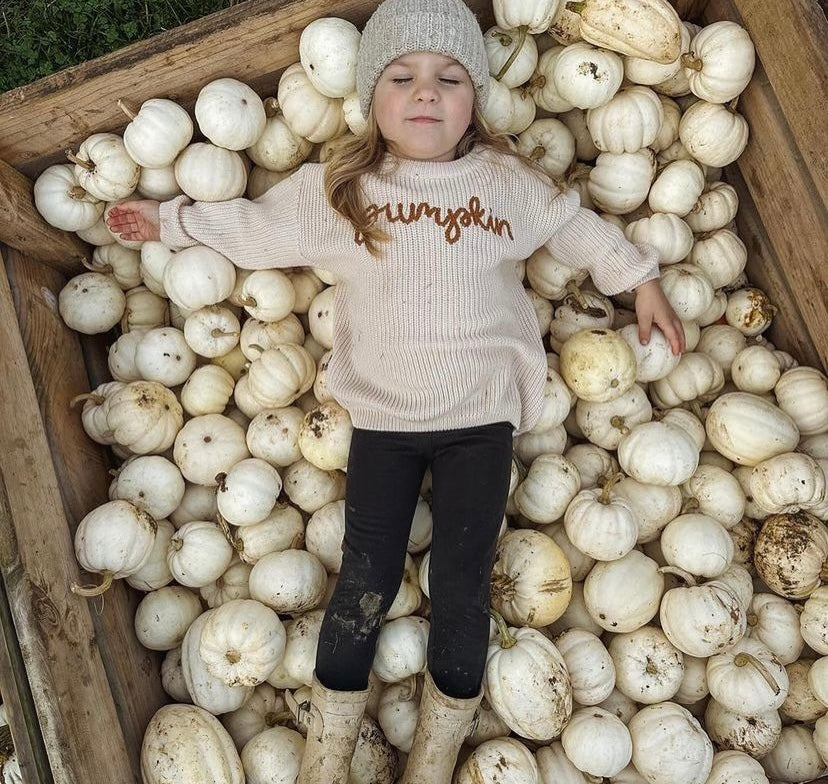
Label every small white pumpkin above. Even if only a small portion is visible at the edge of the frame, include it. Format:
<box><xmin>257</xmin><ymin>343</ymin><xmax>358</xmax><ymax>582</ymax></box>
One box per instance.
<box><xmin>484</xmin><ymin>616</ymin><xmax>572</xmax><ymax>740</ymax></box>
<box><xmin>173</xmin><ymin>414</ymin><xmax>250</xmax><ymax>487</ymax></box>
<box><xmin>746</xmin><ymin>592</ymin><xmax>804</xmax><ymax>666</ymax></box>
<box><xmin>163</xmin><ymin>245</ymin><xmax>236</xmax><ymax>311</ymax></box>
<box><xmin>554</xmin><ymin>628</ymin><xmax>615</xmax><ymax>706</ymax></box>
<box><xmin>685</xmin><ymin>181</ymin><xmax>739</xmax><ymax>233</ymax></box>
<box><xmin>216</xmin><ymin>458</ymin><xmax>282</xmax><ymax>527</ymax></box>
<box><xmin>281</xmin><ymin>458</ymin><xmax>346</xmax><ymax>514</ymax></box>
<box><xmin>175</xmin><ymin>143</ymin><xmax>248</xmax><ymax>201</ymax></box>
<box><xmin>299</xmin><ymin>17</ymin><xmax>361</xmax><ymax>98</ymax></box>
<box><xmin>680</xmin><ymin>464</ymin><xmax>745</xmax><ymax>529</ymax></box>
<box><xmin>297</xmin><ymin>401</ymin><xmax>353</xmax><ymax>471</ymax></box>
<box><xmin>134</xmin><ymin>326</ymin><xmax>197</xmax><ymax>386</ymax></box>
<box><xmin>688</xmin><ymin>229</ymin><xmax>747</xmax><ymax>290</ymax></box>
<box><xmin>372</xmin><ymin>616</ymin><xmax>430</xmax><ymax>683</ymax></box>
<box><xmin>660</xmin><ymin>513</ymin><xmax>733</xmax><ymax>578</ymax></box>
<box><xmin>456</xmin><ymin>737</ymin><xmax>538</xmax><ymax>783</ymax></box>
<box><xmin>233</xmin><ymin>502</ymin><xmax>305</xmax><ymax>565</ymax></box>
<box><xmin>278</xmin><ymin>63</ymin><xmax>346</xmax><ymax>143</ymax></box>
<box><xmin>647</xmin><ymin>159</ymin><xmax>705</xmax><ymax>216</ymax></box>
<box><xmin>561</xmin><ymin>706</ymin><xmax>632</xmax><ymax>777</ymax></box>
<box><xmin>683</xmin><ymin>21</ymin><xmax>756</xmax><ymax>104</ymax></box>
<box><xmin>248</xmin><ymin>549</ymin><xmax>327</xmax><ymax>613</ymax></box>
<box><xmin>588</xmin><ymin>149</ymin><xmax>656</xmax><ymax>214</ymax></box>
<box><xmin>587</xmin><ymin>86</ymin><xmax>663</xmax><ymax>153</ymax></box>
<box><xmin>168</xmin><ymin>520</ymin><xmax>235</xmax><ymax>588</ymax></box>
<box><xmin>775</xmin><ymin>366</ymin><xmax>828</xmax><ymax>436</ymax></box>
<box><xmin>760</xmin><ymin>725</ymin><xmax>826</xmax><ymax>784</ymax></box>
<box><xmin>731</xmin><ymin>344</ymin><xmax>781</xmax><ymax>393</ymax></box>
<box><xmin>493</xmin><ymin>0</ymin><xmax>564</xmax><ymax>33</ymax></box>
<box><xmin>121</xmin><ymin>97</ymin><xmax>193</xmax><ymax>167</ymax></box>
<box><xmin>111</xmin><ymin>454</ymin><xmax>185</xmax><ymax>520</ymax></box>
<box><xmin>560</xmin><ymin>328</ymin><xmax>638</xmax><ymax>403</ymax></box>
<box><xmin>618</xmin><ymin>420</ymin><xmax>699</xmax><ymax>487</ymax></box>
<box><xmin>625</xmin><ymin>212</ymin><xmax>693</xmax><ymax>265</ymax></box>
<box><xmin>679</xmin><ymin>100</ymin><xmax>749</xmax><ymax>167</ymax></box>
<box><xmin>195</xmin><ymin>78</ymin><xmax>266</xmax><ymax>150</ymax></box>
<box><xmin>180</xmin><ymin>366</ymin><xmax>235</xmax><ymax>417</ymax></box>
<box><xmin>628</xmin><ymin>702</ymin><xmax>713</xmax><ymax>784</ymax></box>
<box><xmin>704</xmin><ymin>750</ymin><xmax>768</xmax><ymax>784</ymax></box>
<box><xmin>609</xmin><ymin>626</ymin><xmax>684</xmax><ymax>704</ymax></box>
<box><xmin>106</xmin><ymin>380</ymin><xmax>183</xmax><ymax>455</ymax></box>
<box><xmin>68</xmin><ymin>132</ymin><xmax>140</xmax><ymax>201</ymax></box>
<box><xmin>800</xmin><ymin>586</ymin><xmax>828</xmax><ymax>654</ymax></box>
<box><xmin>59</xmin><ymin>271</ymin><xmax>126</xmax><ymax>334</ymax></box>
<box><xmin>490</xmin><ymin>528</ymin><xmax>573</xmax><ymax>627</ymax></box>
<box><xmin>749</xmin><ymin>452</ymin><xmax>826</xmax><ymax>514</ymax></box>
<box><xmin>706</xmin><ymin>636</ymin><xmax>788</xmax><ymax>716</ymax></box>
<box><xmin>553</xmin><ymin>42</ymin><xmax>624</xmax><ymax>109</ymax></box>
<box><xmin>484</xmin><ymin>24</ymin><xmax>539</xmax><ymax>87</ymax></box>
<box><xmin>134</xmin><ymin>585</ymin><xmax>202</xmax><ymax>651</ymax></box>
<box><xmin>33</xmin><ymin>163</ymin><xmax>104</xmax><ymax>231</ymax></box>
<box><xmin>514</xmin><ymin>453</ymin><xmax>581</xmax><ymax>523</ymax></box>
<box><xmin>704</xmin><ymin>699</ymin><xmax>781</xmax><ymax>758</ymax></box>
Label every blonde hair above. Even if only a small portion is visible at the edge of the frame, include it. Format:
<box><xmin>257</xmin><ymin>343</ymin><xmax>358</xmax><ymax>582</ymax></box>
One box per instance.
<box><xmin>323</xmin><ymin>108</ymin><xmax>561</xmax><ymax>257</ymax></box>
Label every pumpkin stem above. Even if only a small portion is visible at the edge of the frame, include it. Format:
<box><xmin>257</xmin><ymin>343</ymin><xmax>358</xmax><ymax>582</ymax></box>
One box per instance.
<box><xmin>727</xmin><ymin>96</ymin><xmax>740</xmax><ymax>113</ymax></box>
<box><xmin>565</xmin><ymin>1</ymin><xmax>586</xmax><ymax>14</ymax></box>
<box><xmin>263</xmin><ymin>97</ymin><xmax>280</xmax><ymax>117</ymax></box>
<box><xmin>733</xmin><ymin>652</ymin><xmax>781</xmax><ymax>695</ymax></box>
<box><xmin>529</xmin><ymin>145</ymin><xmax>545</xmax><ymax>161</ymax></box>
<box><xmin>69</xmin><ymin>185</ymin><xmax>91</xmax><ymax>200</ymax></box>
<box><xmin>238</xmin><ymin>294</ymin><xmax>258</xmax><ymax>307</ymax></box>
<box><xmin>746</xmin><ymin>611</ymin><xmax>758</xmax><ymax>627</ymax></box>
<box><xmin>688</xmin><ymin>400</ymin><xmax>705</xmax><ymax>421</ymax></box>
<box><xmin>565</xmin><ymin>279</ymin><xmax>608</xmax><ymax>318</ymax></box>
<box><xmin>65</xmin><ymin>149</ymin><xmax>95</xmax><ymax>171</ymax></box>
<box><xmin>512</xmin><ymin>450</ymin><xmax>528</xmax><ymax>483</ymax></box>
<box><xmin>610</xmin><ymin>415</ymin><xmax>630</xmax><ymax>436</ymax></box>
<box><xmin>681</xmin><ymin>497</ymin><xmax>700</xmax><ymax>514</ymax></box>
<box><xmin>247</xmin><ymin>342</ymin><xmax>266</xmax><ymax>355</ymax></box>
<box><xmin>69</xmin><ymin>391</ymin><xmax>106</xmax><ymax>408</ymax></box>
<box><xmin>211</xmin><ymin>328</ymin><xmax>239</xmax><ymax>338</ymax></box>
<box><xmin>216</xmin><ymin>512</ymin><xmax>242</xmax><ymax>553</ymax></box>
<box><xmin>527</xmin><ymin>73</ymin><xmax>546</xmax><ymax>93</ymax></box>
<box><xmin>598</xmin><ymin>471</ymin><xmax>624</xmax><ymax>504</ymax></box>
<box><xmin>659</xmin><ymin>565</ymin><xmax>697</xmax><ymax>586</ymax></box>
<box><xmin>117</xmin><ymin>98</ymin><xmax>137</xmax><ymax>120</ymax></box>
<box><xmin>488</xmin><ymin>608</ymin><xmax>517</xmax><ymax>649</ymax></box>
<box><xmin>81</xmin><ymin>258</ymin><xmax>112</xmax><ymax>275</ymax></box>
<box><xmin>70</xmin><ymin>570</ymin><xmax>114</xmax><ymax>597</ymax></box>
<box><xmin>680</xmin><ymin>54</ymin><xmax>703</xmax><ymax>72</ymax></box>
<box><xmin>494</xmin><ymin>25</ymin><xmax>528</xmax><ymax>82</ymax></box>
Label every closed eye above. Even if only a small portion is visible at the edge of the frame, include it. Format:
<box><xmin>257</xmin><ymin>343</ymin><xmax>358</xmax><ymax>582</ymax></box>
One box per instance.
<box><xmin>440</xmin><ymin>78</ymin><xmax>461</xmax><ymax>85</ymax></box>
<box><xmin>391</xmin><ymin>77</ymin><xmax>412</xmax><ymax>84</ymax></box>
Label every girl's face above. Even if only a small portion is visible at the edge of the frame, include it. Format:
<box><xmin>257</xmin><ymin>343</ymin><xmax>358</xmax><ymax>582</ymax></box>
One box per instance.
<box><xmin>372</xmin><ymin>51</ymin><xmax>475</xmax><ymax>162</ymax></box>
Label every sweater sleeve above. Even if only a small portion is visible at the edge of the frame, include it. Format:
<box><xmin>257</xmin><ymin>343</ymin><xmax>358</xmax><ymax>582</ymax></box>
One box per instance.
<box><xmin>543</xmin><ymin>189</ymin><xmax>661</xmax><ymax>296</ymax></box>
<box><xmin>158</xmin><ymin>168</ymin><xmax>311</xmax><ymax>270</ymax></box>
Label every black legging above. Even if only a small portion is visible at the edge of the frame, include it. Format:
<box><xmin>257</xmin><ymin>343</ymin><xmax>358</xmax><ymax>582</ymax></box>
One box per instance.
<box><xmin>315</xmin><ymin>421</ymin><xmax>514</xmax><ymax>699</ymax></box>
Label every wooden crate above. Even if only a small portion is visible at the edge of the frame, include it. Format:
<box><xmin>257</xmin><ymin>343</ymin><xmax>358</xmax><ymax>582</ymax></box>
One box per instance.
<box><xmin>0</xmin><ymin>0</ymin><xmax>825</xmax><ymax>781</ymax></box>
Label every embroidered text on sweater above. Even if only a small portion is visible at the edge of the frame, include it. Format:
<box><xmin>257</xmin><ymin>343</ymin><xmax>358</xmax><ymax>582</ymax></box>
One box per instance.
<box><xmin>355</xmin><ymin>195</ymin><xmax>515</xmax><ymax>246</ymax></box>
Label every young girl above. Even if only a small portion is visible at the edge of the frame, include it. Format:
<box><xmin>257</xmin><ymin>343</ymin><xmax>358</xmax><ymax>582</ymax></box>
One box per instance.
<box><xmin>109</xmin><ymin>0</ymin><xmax>685</xmax><ymax>781</ymax></box>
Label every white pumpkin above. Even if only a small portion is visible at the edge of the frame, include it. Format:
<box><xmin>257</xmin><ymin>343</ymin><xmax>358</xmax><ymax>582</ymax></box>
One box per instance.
<box><xmin>456</xmin><ymin>737</ymin><xmax>539</xmax><ymax>783</ymax></box>
<box><xmin>137</xmin><ymin>163</ymin><xmax>182</xmax><ymax>200</ymax></box>
<box><xmin>180</xmin><ymin>611</ymin><xmax>253</xmax><ymax>714</ymax></box>
<box><xmin>281</xmin><ymin>458</ymin><xmax>346</xmax><ymax>514</ymax></box>
<box><xmin>554</xmin><ymin>628</ymin><xmax>615</xmax><ymax>706</ymax></box>
<box><xmin>111</xmin><ymin>454</ymin><xmax>185</xmax><ymax>520</ymax></box>
<box><xmin>588</xmin><ymin>149</ymin><xmax>656</xmax><ymax>214</ymax></box>
<box><xmin>90</xmin><ymin>243</ymin><xmax>141</xmax><ymax>289</ymax></box>
<box><xmin>706</xmin><ymin>636</ymin><xmax>788</xmax><ymax>716</ymax></box>
<box><xmin>299</xmin><ymin>17</ymin><xmax>361</xmax><ymax>98</ymax></box>
<box><xmin>746</xmin><ymin>592</ymin><xmax>804</xmax><ymax>666</ymax></box>
<box><xmin>59</xmin><ymin>271</ymin><xmax>126</xmax><ymax>334</ymax></box>
<box><xmin>553</xmin><ymin>42</ymin><xmax>624</xmax><ymax>109</ymax></box>
<box><xmin>246</xmin><ymin>345</ymin><xmax>317</xmax><ymax>409</ymax></box>
<box><xmin>609</xmin><ymin>626</ymin><xmax>684</xmax><ymax>704</ymax></box>
<box><xmin>34</xmin><ymin>163</ymin><xmax>104</xmax><ymax>231</ymax></box>
<box><xmin>278</xmin><ymin>62</ymin><xmax>346</xmax><ymax>143</ymax></box>
<box><xmin>660</xmin><ymin>573</ymin><xmax>746</xmax><ymax>657</ymax></box>
<box><xmin>573</xmin><ymin>0</ymin><xmax>683</xmax><ymax>64</ymax></box>
<box><xmin>775</xmin><ymin>366</ymin><xmax>828</xmax><ymax>436</ymax></box>
<box><xmin>564</xmin><ymin>476</ymin><xmax>638</xmax><ymax>561</ymax></box>
<box><xmin>200</xmin><ymin>557</ymin><xmax>252</xmax><ymax>608</ymax></box>
<box><xmin>660</xmin><ymin>513</ymin><xmax>733</xmax><ymax>578</ymax></box>
<box><xmin>705</xmin><ymin>392</ymin><xmax>799</xmax><ymax>466</ymax></box>
<box><xmin>704</xmin><ymin>699</ymin><xmax>781</xmax><ymax>758</ymax></box>
<box><xmin>679</xmin><ymin>100</ymin><xmax>749</xmax><ymax>167</ymax></box>
<box><xmin>514</xmin><ymin>453</ymin><xmax>581</xmax><ymax>523</ymax></box>
<box><xmin>628</xmin><ymin>702</ymin><xmax>713</xmax><ymax>784</ymax></box>
<box><xmin>72</xmin><ymin>499</ymin><xmax>157</xmax><ymax>597</ymax></box>
<box><xmin>688</xmin><ymin>229</ymin><xmax>747</xmax><ymax>290</ymax></box>
<box><xmin>584</xmin><ymin>550</ymin><xmax>664</xmax><ymax>632</ymax></box>
<box><xmin>297</xmin><ymin>401</ymin><xmax>353</xmax><ymax>471</ymax></box>
<box><xmin>168</xmin><ymin>520</ymin><xmax>235</xmax><ymax>588</ymax></box>
<box><xmin>800</xmin><ymin>586</ymin><xmax>828</xmax><ymax>654</ymax></box>
<box><xmin>493</xmin><ymin>0</ymin><xmax>564</xmax><ymax>33</ymax></box>
<box><xmin>706</xmin><ymin>751</ymin><xmax>769</xmax><ymax>784</ymax></box>
<box><xmin>173</xmin><ymin>414</ymin><xmax>250</xmax><ymax>487</ymax></box>
<box><xmin>760</xmin><ymin>725</ymin><xmax>826</xmax><ymax>784</ymax></box>
<box><xmin>490</xmin><ymin>528</ymin><xmax>573</xmax><ymax>627</ymax></box>
<box><xmin>134</xmin><ymin>585</ymin><xmax>202</xmax><ymax>651</ymax></box>
<box><xmin>561</xmin><ymin>707</ymin><xmax>632</xmax><ymax>777</ymax></box>
<box><xmin>121</xmin><ymin>285</ymin><xmax>169</xmax><ymax>333</ymax></box>
<box><xmin>245</xmin><ymin>408</ymin><xmax>304</xmax><ymax>468</ymax></box>
<box><xmin>618</xmin><ymin>421</ymin><xmax>699</xmax><ymax>487</ymax></box>
<box><xmin>753</xmin><ymin>511</ymin><xmax>828</xmax><ymax>599</ymax></box>
<box><xmin>106</xmin><ymin>380</ymin><xmax>183</xmax><ymax>455</ymax></box>
<box><xmin>685</xmin><ymin>181</ymin><xmax>739</xmax><ymax>233</ymax></box>
<box><xmin>484</xmin><ymin>24</ymin><xmax>539</xmax><ymax>87</ymax></box>
<box><xmin>731</xmin><ymin>344</ymin><xmax>781</xmax><ymax>393</ymax></box>
<box><xmin>163</xmin><ymin>245</ymin><xmax>236</xmax><ymax>310</ymax></box>
<box><xmin>647</xmin><ymin>159</ymin><xmax>705</xmax><ymax>217</ymax></box>
<box><xmin>681</xmin><ymin>464</ymin><xmax>745</xmax><ymax>529</ymax></box>
<box><xmin>484</xmin><ymin>616</ymin><xmax>572</xmax><ymax>740</ymax></box>
<box><xmin>372</xmin><ymin>616</ymin><xmax>430</xmax><ymax>683</ymax></box>
<box><xmin>234</xmin><ymin>502</ymin><xmax>305</xmax><ymax>566</ymax></box>
<box><xmin>174</xmin><ymin>143</ymin><xmax>247</xmax><ymax>201</ymax></box>
<box><xmin>121</xmin><ymin>97</ymin><xmax>193</xmax><ymax>167</ymax></box>
<box><xmin>141</xmin><ymin>704</ymin><xmax>244</xmax><ymax>783</ymax></box>
<box><xmin>248</xmin><ymin>549</ymin><xmax>327</xmax><ymax>613</ymax></box>
<box><xmin>587</xmin><ymin>86</ymin><xmax>663</xmax><ymax>153</ymax></box>
<box><xmin>625</xmin><ymin>212</ymin><xmax>694</xmax><ymax>265</ymax></box>
<box><xmin>216</xmin><ymin>457</ymin><xmax>282</xmax><ymax>526</ymax></box>
<box><xmin>749</xmin><ymin>452</ymin><xmax>826</xmax><ymax>514</ymax></box>
<box><xmin>68</xmin><ymin>132</ymin><xmax>140</xmax><ymax>201</ymax></box>
<box><xmin>195</xmin><ymin>78</ymin><xmax>266</xmax><ymax>150</ymax></box>
<box><xmin>683</xmin><ymin>21</ymin><xmax>756</xmax><ymax>103</ymax></box>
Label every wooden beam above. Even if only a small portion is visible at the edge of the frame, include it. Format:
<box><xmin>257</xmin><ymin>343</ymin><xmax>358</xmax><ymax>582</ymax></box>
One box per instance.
<box><xmin>0</xmin><ymin>158</ymin><xmax>90</xmax><ymax>273</ymax></box>
<box><xmin>0</xmin><ymin>245</ymin><xmax>137</xmax><ymax>784</ymax></box>
<box><xmin>4</xmin><ymin>250</ymin><xmax>168</xmax><ymax>781</ymax></box>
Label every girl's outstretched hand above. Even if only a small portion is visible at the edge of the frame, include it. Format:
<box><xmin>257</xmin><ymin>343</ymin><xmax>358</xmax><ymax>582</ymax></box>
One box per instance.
<box><xmin>634</xmin><ymin>278</ymin><xmax>686</xmax><ymax>355</ymax></box>
<box><xmin>106</xmin><ymin>200</ymin><xmax>161</xmax><ymax>242</ymax></box>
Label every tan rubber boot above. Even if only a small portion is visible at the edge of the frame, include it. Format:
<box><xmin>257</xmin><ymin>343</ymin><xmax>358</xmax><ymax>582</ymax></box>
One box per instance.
<box><xmin>400</xmin><ymin>671</ymin><xmax>482</xmax><ymax>784</ymax></box>
<box><xmin>296</xmin><ymin>675</ymin><xmax>369</xmax><ymax>784</ymax></box>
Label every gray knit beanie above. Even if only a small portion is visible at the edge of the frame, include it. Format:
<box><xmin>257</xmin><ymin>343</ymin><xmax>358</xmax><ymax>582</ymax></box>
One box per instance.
<box><xmin>356</xmin><ymin>0</ymin><xmax>490</xmax><ymax>118</ymax></box>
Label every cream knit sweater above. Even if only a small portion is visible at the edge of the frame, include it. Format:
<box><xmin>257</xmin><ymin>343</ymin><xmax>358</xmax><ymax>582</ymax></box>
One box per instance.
<box><xmin>160</xmin><ymin>147</ymin><xmax>659</xmax><ymax>434</ymax></box>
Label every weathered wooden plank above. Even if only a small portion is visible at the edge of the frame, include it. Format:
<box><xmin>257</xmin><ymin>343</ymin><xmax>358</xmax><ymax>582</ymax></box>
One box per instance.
<box><xmin>0</xmin><ymin>245</ymin><xmax>136</xmax><ymax>784</ymax></box>
<box><xmin>725</xmin><ymin>165</ymin><xmax>823</xmax><ymax>370</ymax></box>
<box><xmin>0</xmin><ymin>0</ymin><xmax>494</xmax><ymax>177</ymax></box>
<box><xmin>0</xmin><ymin>526</ymin><xmax>54</xmax><ymax>784</ymax></box>
<box><xmin>5</xmin><ymin>250</ymin><xmax>167</xmax><ymax>780</ymax></box>
<box><xmin>704</xmin><ymin>0</ymin><xmax>828</xmax><ymax>207</ymax></box>
<box><xmin>0</xmin><ymin>158</ymin><xmax>90</xmax><ymax>273</ymax></box>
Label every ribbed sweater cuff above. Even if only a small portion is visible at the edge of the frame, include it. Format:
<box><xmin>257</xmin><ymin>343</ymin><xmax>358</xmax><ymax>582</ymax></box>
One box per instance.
<box><xmin>159</xmin><ymin>195</ymin><xmax>198</xmax><ymax>251</ymax></box>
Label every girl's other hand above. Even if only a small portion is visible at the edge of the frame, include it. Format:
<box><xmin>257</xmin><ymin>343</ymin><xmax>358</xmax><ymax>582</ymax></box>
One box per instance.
<box><xmin>634</xmin><ymin>279</ymin><xmax>686</xmax><ymax>355</ymax></box>
<box><xmin>106</xmin><ymin>200</ymin><xmax>161</xmax><ymax>242</ymax></box>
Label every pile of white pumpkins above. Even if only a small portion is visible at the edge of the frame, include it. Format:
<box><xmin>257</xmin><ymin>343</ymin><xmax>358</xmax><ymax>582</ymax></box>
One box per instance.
<box><xmin>29</xmin><ymin>0</ymin><xmax>828</xmax><ymax>783</ymax></box>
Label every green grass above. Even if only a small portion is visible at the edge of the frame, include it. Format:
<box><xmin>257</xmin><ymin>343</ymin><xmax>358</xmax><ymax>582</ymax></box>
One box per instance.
<box><xmin>0</xmin><ymin>0</ymin><xmax>240</xmax><ymax>92</ymax></box>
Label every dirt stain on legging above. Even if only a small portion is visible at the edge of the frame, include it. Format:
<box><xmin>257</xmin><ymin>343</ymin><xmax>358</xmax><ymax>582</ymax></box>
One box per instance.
<box><xmin>358</xmin><ymin>592</ymin><xmax>384</xmax><ymax>636</ymax></box>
